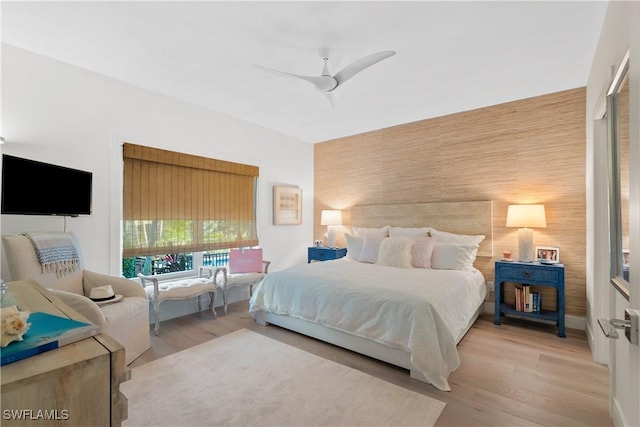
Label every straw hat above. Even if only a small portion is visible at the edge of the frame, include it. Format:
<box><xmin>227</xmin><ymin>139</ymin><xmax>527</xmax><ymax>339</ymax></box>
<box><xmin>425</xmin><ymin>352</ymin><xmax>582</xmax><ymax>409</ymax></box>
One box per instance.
<box><xmin>89</xmin><ymin>285</ymin><xmax>123</xmax><ymax>305</ymax></box>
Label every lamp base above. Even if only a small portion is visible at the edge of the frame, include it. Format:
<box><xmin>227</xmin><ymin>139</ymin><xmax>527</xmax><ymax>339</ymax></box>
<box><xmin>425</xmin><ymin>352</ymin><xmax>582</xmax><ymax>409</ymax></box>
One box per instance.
<box><xmin>518</xmin><ymin>228</ymin><xmax>535</xmax><ymax>262</ymax></box>
<box><xmin>326</xmin><ymin>226</ymin><xmax>337</xmax><ymax>248</ymax></box>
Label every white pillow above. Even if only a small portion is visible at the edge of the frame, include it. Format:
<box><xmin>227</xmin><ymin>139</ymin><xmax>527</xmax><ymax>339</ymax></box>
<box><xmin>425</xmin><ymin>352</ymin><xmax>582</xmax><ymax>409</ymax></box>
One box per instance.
<box><xmin>431</xmin><ymin>243</ymin><xmax>479</xmax><ymax>270</ymax></box>
<box><xmin>352</xmin><ymin>225</ymin><xmax>390</xmax><ymax>238</ymax></box>
<box><xmin>357</xmin><ymin>234</ymin><xmax>386</xmax><ymax>263</ymax></box>
<box><xmin>376</xmin><ymin>237</ymin><xmax>414</xmax><ymax>268</ymax></box>
<box><xmin>429</xmin><ymin>228</ymin><xmax>485</xmax><ymax>246</ymax></box>
<box><xmin>344</xmin><ymin>233</ymin><xmax>364</xmax><ymax>260</ymax></box>
<box><xmin>389</xmin><ymin>227</ymin><xmax>430</xmax><ymax>238</ymax></box>
<box><xmin>411</xmin><ymin>237</ymin><xmax>437</xmax><ymax>268</ymax></box>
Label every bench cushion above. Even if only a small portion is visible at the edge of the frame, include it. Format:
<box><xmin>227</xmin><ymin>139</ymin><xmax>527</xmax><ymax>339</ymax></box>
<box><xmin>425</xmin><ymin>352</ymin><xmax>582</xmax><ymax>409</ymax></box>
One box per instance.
<box><xmin>143</xmin><ymin>278</ymin><xmax>216</xmax><ymax>303</ymax></box>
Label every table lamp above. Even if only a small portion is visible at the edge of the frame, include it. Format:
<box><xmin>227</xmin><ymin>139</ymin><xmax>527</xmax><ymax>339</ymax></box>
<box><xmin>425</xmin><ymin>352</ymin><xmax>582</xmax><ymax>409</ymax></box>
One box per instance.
<box><xmin>506</xmin><ymin>204</ymin><xmax>547</xmax><ymax>262</ymax></box>
<box><xmin>321</xmin><ymin>210</ymin><xmax>342</xmax><ymax>247</ymax></box>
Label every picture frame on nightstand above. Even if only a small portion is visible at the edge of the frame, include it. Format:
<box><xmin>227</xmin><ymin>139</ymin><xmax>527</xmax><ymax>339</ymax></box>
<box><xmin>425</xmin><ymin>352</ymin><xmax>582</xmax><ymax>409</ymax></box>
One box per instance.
<box><xmin>536</xmin><ymin>246</ymin><xmax>559</xmax><ymax>264</ymax></box>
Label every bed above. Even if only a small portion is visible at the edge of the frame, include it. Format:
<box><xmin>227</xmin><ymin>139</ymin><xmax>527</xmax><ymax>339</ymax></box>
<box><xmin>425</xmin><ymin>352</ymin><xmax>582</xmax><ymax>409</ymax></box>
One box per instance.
<box><xmin>249</xmin><ymin>201</ymin><xmax>493</xmax><ymax>391</ymax></box>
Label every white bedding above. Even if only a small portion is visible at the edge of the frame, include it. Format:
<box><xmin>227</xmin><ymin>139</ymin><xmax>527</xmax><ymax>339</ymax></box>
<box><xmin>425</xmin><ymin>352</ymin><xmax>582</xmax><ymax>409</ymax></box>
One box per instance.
<box><xmin>249</xmin><ymin>258</ymin><xmax>487</xmax><ymax>391</ymax></box>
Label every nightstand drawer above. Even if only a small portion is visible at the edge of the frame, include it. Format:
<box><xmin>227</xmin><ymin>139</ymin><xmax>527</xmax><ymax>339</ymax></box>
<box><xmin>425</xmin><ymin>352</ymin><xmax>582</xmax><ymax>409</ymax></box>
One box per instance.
<box><xmin>498</xmin><ymin>265</ymin><xmax>560</xmax><ymax>284</ymax></box>
<box><xmin>308</xmin><ymin>247</ymin><xmax>347</xmax><ymax>263</ymax></box>
<box><xmin>310</xmin><ymin>248</ymin><xmax>331</xmax><ymax>261</ymax></box>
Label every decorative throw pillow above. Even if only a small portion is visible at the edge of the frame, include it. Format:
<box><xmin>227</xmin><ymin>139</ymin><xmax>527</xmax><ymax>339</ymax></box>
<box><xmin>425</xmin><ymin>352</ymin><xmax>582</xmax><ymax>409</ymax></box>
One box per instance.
<box><xmin>389</xmin><ymin>227</ymin><xmax>430</xmax><ymax>238</ymax></box>
<box><xmin>344</xmin><ymin>233</ymin><xmax>364</xmax><ymax>260</ymax></box>
<box><xmin>357</xmin><ymin>234</ymin><xmax>386</xmax><ymax>264</ymax></box>
<box><xmin>352</xmin><ymin>226</ymin><xmax>390</xmax><ymax>239</ymax></box>
<box><xmin>429</xmin><ymin>228</ymin><xmax>485</xmax><ymax>246</ymax></box>
<box><xmin>411</xmin><ymin>236</ymin><xmax>437</xmax><ymax>268</ymax></box>
<box><xmin>431</xmin><ymin>242</ymin><xmax>479</xmax><ymax>270</ymax></box>
<box><xmin>376</xmin><ymin>236</ymin><xmax>414</xmax><ymax>268</ymax></box>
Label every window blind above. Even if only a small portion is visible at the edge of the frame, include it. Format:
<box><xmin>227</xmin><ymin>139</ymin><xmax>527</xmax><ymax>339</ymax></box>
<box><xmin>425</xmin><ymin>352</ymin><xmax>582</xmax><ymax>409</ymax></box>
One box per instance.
<box><xmin>122</xmin><ymin>143</ymin><xmax>259</xmax><ymax>257</ymax></box>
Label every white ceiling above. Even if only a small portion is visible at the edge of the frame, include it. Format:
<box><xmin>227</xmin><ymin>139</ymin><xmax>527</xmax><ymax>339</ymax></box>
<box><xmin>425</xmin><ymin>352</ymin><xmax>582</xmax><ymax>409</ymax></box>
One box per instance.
<box><xmin>1</xmin><ymin>1</ymin><xmax>608</xmax><ymax>143</ymax></box>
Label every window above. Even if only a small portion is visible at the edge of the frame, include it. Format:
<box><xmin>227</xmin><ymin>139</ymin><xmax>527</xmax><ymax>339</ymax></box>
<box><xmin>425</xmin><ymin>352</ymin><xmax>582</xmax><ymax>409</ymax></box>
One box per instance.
<box><xmin>122</xmin><ymin>253</ymin><xmax>194</xmax><ymax>278</ymax></box>
<box><xmin>121</xmin><ymin>143</ymin><xmax>259</xmax><ymax>277</ymax></box>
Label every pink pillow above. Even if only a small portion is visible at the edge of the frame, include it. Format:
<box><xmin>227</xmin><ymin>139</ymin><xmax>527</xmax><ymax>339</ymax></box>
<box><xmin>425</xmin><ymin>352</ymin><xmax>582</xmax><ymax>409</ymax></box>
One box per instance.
<box><xmin>412</xmin><ymin>237</ymin><xmax>437</xmax><ymax>268</ymax></box>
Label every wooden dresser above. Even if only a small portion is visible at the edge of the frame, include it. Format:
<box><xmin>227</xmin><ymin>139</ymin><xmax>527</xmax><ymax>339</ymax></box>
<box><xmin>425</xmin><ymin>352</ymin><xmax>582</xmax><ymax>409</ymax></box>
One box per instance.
<box><xmin>1</xmin><ymin>280</ymin><xmax>129</xmax><ymax>426</ymax></box>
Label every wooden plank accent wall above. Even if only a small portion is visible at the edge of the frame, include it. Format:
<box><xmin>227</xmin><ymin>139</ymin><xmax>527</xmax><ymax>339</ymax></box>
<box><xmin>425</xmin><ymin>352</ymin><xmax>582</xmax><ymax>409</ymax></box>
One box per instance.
<box><xmin>314</xmin><ymin>88</ymin><xmax>587</xmax><ymax>317</ymax></box>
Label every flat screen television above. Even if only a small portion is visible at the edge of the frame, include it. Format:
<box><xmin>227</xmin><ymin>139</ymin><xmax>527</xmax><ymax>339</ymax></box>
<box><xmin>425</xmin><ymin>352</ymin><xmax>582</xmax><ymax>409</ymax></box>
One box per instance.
<box><xmin>1</xmin><ymin>154</ymin><xmax>92</xmax><ymax>216</ymax></box>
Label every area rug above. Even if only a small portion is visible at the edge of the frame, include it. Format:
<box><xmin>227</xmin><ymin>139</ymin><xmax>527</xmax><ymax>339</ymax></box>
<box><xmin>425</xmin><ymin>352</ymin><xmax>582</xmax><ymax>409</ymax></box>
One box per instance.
<box><xmin>122</xmin><ymin>328</ymin><xmax>446</xmax><ymax>426</ymax></box>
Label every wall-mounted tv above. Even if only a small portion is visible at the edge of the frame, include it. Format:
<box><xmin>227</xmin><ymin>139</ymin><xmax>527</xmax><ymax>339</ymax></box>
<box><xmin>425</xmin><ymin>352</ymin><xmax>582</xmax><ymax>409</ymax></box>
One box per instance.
<box><xmin>1</xmin><ymin>154</ymin><xmax>92</xmax><ymax>217</ymax></box>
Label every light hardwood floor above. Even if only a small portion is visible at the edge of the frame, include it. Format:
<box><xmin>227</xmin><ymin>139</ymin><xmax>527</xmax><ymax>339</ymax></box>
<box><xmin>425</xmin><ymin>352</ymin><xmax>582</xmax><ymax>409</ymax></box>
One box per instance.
<box><xmin>130</xmin><ymin>302</ymin><xmax>613</xmax><ymax>427</ymax></box>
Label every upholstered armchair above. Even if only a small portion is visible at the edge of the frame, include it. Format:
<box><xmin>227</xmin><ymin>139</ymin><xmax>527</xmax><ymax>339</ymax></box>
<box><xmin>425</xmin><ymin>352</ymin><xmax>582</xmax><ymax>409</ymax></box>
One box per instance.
<box><xmin>2</xmin><ymin>233</ymin><xmax>151</xmax><ymax>364</ymax></box>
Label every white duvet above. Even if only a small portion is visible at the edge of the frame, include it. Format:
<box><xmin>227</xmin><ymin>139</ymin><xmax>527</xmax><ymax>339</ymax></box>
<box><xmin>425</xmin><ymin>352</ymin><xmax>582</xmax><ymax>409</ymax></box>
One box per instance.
<box><xmin>249</xmin><ymin>258</ymin><xmax>486</xmax><ymax>391</ymax></box>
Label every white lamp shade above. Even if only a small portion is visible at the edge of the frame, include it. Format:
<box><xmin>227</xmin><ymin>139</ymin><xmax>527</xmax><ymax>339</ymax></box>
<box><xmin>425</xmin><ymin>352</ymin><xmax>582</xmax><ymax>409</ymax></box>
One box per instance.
<box><xmin>506</xmin><ymin>204</ymin><xmax>546</xmax><ymax>262</ymax></box>
<box><xmin>321</xmin><ymin>210</ymin><xmax>342</xmax><ymax>226</ymax></box>
<box><xmin>506</xmin><ymin>204</ymin><xmax>547</xmax><ymax>228</ymax></box>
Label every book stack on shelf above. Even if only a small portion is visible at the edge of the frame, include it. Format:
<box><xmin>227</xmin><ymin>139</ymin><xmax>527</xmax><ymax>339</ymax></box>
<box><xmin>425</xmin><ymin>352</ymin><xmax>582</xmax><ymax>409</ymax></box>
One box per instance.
<box><xmin>514</xmin><ymin>285</ymin><xmax>541</xmax><ymax>314</ymax></box>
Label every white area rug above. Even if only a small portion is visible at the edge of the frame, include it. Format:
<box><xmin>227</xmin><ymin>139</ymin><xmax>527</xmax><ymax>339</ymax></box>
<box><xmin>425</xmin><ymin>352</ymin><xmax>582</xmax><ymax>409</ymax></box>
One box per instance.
<box><xmin>122</xmin><ymin>329</ymin><xmax>446</xmax><ymax>426</ymax></box>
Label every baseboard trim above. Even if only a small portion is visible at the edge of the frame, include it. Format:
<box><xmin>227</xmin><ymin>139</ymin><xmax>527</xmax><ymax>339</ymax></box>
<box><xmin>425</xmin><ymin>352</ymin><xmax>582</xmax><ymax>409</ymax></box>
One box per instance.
<box><xmin>611</xmin><ymin>396</ymin><xmax>628</xmax><ymax>427</ymax></box>
<box><xmin>586</xmin><ymin>320</ymin><xmax>610</xmax><ymax>365</ymax></box>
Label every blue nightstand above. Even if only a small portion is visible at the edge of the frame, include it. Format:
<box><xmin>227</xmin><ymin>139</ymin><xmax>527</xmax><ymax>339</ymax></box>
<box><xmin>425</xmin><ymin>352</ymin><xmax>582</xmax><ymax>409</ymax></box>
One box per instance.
<box><xmin>308</xmin><ymin>247</ymin><xmax>347</xmax><ymax>263</ymax></box>
<box><xmin>494</xmin><ymin>260</ymin><xmax>565</xmax><ymax>337</ymax></box>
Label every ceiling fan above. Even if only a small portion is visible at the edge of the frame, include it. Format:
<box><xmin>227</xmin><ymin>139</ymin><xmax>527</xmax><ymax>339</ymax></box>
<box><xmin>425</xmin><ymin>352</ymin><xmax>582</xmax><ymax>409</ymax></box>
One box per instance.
<box><xmin>254</xmin><ymin>50</ymin><xmax>396</xmax><ymax>105</ymax></box>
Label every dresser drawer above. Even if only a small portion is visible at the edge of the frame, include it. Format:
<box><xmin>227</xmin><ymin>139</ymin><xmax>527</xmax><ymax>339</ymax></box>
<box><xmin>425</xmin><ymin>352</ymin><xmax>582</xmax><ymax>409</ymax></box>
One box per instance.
<box><xmin>498</xmin><ymin>265</ymin><xmax>560</xmax><ymax>284</ymax></box>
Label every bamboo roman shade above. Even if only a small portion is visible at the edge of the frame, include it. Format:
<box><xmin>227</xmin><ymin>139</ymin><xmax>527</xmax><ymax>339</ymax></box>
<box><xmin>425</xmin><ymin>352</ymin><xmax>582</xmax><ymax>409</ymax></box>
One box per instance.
<box><xmin>122</xmin><ymin>143</ymin><xmax>259</xmax><ymax>257</ymax></box>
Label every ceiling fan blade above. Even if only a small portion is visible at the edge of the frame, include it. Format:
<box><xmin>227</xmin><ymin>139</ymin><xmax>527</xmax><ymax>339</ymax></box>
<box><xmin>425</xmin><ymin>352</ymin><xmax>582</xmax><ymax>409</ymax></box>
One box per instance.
<box><xmin>333</xmin><ymin>50</ymin><xmax>396</xmax><ymax>86</ymax></box>
<box><xmin>253</xmin><ymin>64</ymin><xmax>337</xmax><ymax>92</ymax></box>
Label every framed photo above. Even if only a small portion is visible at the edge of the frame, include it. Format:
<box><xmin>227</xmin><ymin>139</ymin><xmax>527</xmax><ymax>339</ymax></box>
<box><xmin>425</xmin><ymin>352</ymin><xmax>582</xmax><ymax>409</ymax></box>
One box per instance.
<box><xmin>273</xmin><ymin>185</ymin><xmax>302</xmax><ymax>225</ymax></box>
<box><xmin>536</xmin><ymin>246</ymin><xmax>560</xmax><ymax>264</ymax></box>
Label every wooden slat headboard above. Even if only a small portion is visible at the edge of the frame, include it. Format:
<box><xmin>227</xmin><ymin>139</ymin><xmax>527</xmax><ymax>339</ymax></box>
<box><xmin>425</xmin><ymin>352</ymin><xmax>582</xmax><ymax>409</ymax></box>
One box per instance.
<box><xmin>350</xmin><ymin>201</ymin><xmax>493</xmax><ymax>257</ymax></box>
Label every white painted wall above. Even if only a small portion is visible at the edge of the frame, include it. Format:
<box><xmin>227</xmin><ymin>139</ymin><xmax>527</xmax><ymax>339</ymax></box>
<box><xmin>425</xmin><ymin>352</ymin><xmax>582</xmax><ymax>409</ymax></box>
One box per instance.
<box><xmin>1</xmin><ymin>45</ymin><xmax>314</xmax><ymax>304</ymax></box>
<box><xmin>586</xmin><ymin>2</ymin><xmax>640</xmax><ymax>426</ymax></box>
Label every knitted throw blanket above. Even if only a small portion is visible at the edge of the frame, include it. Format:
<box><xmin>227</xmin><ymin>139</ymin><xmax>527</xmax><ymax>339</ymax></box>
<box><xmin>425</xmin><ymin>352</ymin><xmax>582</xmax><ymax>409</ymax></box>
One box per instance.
<box><xmin>23</xmin><ymin>233</ymin><xmax>80</xmax><ymax>277</ymax></box>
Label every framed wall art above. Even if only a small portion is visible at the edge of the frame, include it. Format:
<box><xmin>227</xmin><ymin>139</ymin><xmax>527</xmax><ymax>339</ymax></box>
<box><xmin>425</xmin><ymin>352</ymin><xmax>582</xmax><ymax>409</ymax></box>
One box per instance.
<box><xmin>273</xmin><ymin>185</ymin><xmax>302</xmax><ymax>225</ymax></box>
